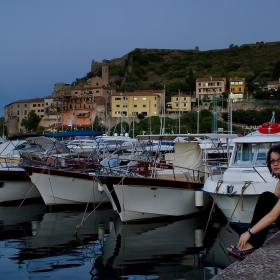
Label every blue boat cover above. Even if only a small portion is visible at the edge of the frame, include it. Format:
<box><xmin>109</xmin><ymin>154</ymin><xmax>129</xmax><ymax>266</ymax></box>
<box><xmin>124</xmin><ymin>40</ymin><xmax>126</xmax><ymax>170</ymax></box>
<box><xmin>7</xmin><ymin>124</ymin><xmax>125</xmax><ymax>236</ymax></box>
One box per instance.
<box><xmin>44</xmin><ymin>130</ymin><xmax>102</xmax><ymax>138</ymax></box>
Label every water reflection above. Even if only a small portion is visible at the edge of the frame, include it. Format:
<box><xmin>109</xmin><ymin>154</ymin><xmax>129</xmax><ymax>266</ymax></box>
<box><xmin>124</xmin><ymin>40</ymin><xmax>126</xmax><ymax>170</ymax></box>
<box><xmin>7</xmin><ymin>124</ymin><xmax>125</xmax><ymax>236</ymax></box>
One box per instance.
<box><xmin>0</xmin><ymin>203</ymin><xmax>257</xmax><ymax>279</ymax></box>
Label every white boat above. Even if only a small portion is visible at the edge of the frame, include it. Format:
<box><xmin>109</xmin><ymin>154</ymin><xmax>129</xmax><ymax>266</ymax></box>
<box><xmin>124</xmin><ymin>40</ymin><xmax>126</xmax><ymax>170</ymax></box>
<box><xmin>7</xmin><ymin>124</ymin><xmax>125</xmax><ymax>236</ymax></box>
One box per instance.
<box><xmin>0</xmin><ymin>140</ymin><xmax>41</xmax><ymax>203</ymax></box>
<box><xmin>19</xmin><ymin>136</ymin><xmax>110</xmax><ymax>206</ymax></box>
<box><xmin>91</xmin><ymin>133</ymin><xmax>237</xmax><ymax>222</ymax></box>
<box><xmin>24</xmin><ymin>166</ymin><xmax>110</xmax><ymax>205</ymax></box>
<box><xmin>202</xmin><ymin>120</ymin><xmax>280</xmax><ymax>225</ymax></box>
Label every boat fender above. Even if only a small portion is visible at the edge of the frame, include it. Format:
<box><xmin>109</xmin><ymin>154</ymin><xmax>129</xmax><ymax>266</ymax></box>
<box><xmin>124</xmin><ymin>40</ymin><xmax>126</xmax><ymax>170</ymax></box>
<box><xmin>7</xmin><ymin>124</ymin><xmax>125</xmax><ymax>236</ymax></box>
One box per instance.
<box><xmin>195</xmin><ymin>189</ymin><xmax>204</xmax><ymax>210</ymax></box>
<box><xmin>195</xmin><ymin>227</ymin><xmax>204</xmax><ymax>247</ymax></box>
<box><xmin>98</xmin><ymin>182</ymin><xmax>104</xmax><ymax>193</ymax></box>
<box><xmin>98</xmin><ymin>222</ymin><xmax>105</xmax><ymax>239</ymax></box>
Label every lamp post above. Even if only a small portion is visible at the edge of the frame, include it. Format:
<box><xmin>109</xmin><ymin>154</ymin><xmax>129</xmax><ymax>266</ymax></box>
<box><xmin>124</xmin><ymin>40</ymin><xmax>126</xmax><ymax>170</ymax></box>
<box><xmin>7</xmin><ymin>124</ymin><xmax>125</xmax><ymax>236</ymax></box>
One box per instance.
<box><xmin>228</xmin><ymin>93</ymin><xmax>234</xmax><ymax>134</ymax></box>
<box><xmin>197</xmin><ymin>94</ymin><xmax>200</xmax><ymax>133</ymax></box>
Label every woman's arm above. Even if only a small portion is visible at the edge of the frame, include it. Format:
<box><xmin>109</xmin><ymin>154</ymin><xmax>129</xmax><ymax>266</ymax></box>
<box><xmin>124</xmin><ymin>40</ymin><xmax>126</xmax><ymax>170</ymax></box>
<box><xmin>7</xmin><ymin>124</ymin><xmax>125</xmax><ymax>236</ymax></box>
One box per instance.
<box><xmin>237</xmin><ymin>199</ymin><xmax>280</xmax><ymax>250</ymax></box>
<box><xmin>274</xmin><ymin>181</ymin><xmax>280</xmax><ymax>198</ymax></box>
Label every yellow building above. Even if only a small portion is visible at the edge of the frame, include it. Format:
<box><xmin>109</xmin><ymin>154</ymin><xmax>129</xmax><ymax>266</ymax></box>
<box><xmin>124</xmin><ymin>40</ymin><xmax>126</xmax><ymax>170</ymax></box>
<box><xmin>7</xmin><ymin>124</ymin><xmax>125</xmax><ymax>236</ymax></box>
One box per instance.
<box><xmin>111</xmin><ymin>92</ymin><xmax>161</xmax><ymax>118</ymax></box>
<box><xmin>166</xmin><ymin>94</ymin><xmax>191</xmax><ymax>113</ymax></box>
<box><xmin>229</xmin><ymin>77</ymin><xmax>246</xmax><ymax>101</ymax></box>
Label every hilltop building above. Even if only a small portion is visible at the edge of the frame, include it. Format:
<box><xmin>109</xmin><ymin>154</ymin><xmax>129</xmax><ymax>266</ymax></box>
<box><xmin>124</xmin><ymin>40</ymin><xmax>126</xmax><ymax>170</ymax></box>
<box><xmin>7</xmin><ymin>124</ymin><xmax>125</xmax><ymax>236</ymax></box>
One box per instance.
<box><xmin>196</xmin><ymin>77</ymin><xmax>226</xmax><ymax>100</ymax></box>
<box><xmin>166</xmin><ymin>94</ymin><xmax>191</xmax><ymax>113</ymax></box>
<box><xmin>111</xmin><ymin>91</ymin><xmax>161</xmax><ymax>118</ymax></box>
<box><xmin>229</xmin><ymin>77</ymin><xmax>246</xmax><ymax>101</ymax></box>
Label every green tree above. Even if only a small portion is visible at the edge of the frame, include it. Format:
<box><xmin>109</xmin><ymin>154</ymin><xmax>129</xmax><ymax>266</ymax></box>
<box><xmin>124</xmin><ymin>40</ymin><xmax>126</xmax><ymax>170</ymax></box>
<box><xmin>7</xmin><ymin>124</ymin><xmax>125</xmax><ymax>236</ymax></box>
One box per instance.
<box><xmin>20</xmin><ymin>110</ymin><xmax>41</xmax><ymax>132</ymax></box>
<box><xmin>272</xmin><ymin>61</ymin><xmax>280</xmax><ymax>80</ymax></box>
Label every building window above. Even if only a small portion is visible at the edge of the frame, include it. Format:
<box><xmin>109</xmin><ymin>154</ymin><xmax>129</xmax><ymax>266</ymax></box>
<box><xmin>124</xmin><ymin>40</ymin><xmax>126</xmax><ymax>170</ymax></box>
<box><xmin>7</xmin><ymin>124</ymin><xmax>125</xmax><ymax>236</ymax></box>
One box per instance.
<box><xmin>75</xmin><ymin>92</ymin><xmax>78</xmax><ymax>94</ymax></box>
<box><xmin>123</xmin><ymin>104</ymin><xmax>128</xmax><ymax>107</ymax></box>
<box><xmin>25</xmin><ymin>104</ymin><xmax>27</xmax><ymax>107</ymax></box>
<box><xmin>217</xmin><ymin>82</ymin><xmax>221</xmax><ymax>86</ymax></box>
<box><xmin>134</xmin><ymin>97</ymin><xmax>137</xmax><ymax>100</ymax></box>
<box><xmin>143</xmin><ymin>98</ymin><xmax>146</xmax><ymax>100</ymax></box>
<box><xmin>198</xmin><ymin>83</ymin><xmax>201</xmax><ymax>86</ymax></box>
<box><xmin>176</xmin><ymin>97</ymin><xmax>178</xmax><ymax>101</ymax></box>
<box><xmin>123</xmin><ymin>97</ymin><xmax>128</xmax><ymax>100</ymax></box>
<box><xmin>122</xmin><ymin>111</ymin><xmax>127</xmax><ymax>116</ymax></box>
<box><xmin>176</xmin><ymin>103</ymin><xmax>179</xmax><ymax>107</ymax></box>
<box><xmin>132</xmin><ymin>112</ymin><xmax>138</xmax><ymax>116</ymax></box>
<box><xmin>24</xmin><ymin>110</ymin><xmax>27</xmax><ymax>115</ymax></box>
<box><xmin>38</xmin><ymin>104</ymin><xmax>40</xmax><ymax>107</ymax></box>
<box><xmin>33</xmin><ymin>104</ymin><xmax>36</xmax><ymax>107</ymax></box>
<box><xmin>115</xmin><ymin>97</ymin><xmax>121</xmax><ymax>100</ymax></box>
<box><xmin>96</xmin><ymin>90</ymin><xmax>99</xmax><ymax>93</ymax></box>
<box><xmin>155</xmin><ymin>97</ymin><xmax>156</xmax><ymax>100</ymax></box>
<box><xmin>199</xmin><ymin>89</ymin><xmax>201</xmax><ymax>93</ymax></box>
<box><xmin>115</xmin><ymin>111</ymin><xmax>121</xmax><ymax>114</ymax></box>
<box><xmin>116</xmin><ymin>105</ymin><xmax>120</xmax><ymax>107</ymax></box>
<box><xmin>184</xmin><ymin>97</ymin><xmax>186</xmax><ymax>100</ymax></box>
<box><xmin>154</xmin><ymin>104</ymin><xmax>156</xmax><ymax>107</ymax></box>
<box><xmin>17</xmin><ymin>110</ymin><xmax>19</xmax><ymax>115</ymax></box>
<box><xmin>17</xmin><ymin>104</ymin><xmax>19</xmax><ymax>108</ymax></box>
<box><xmin>184</xmin><ymin>103</ymin><xmax>186</xmax><ymax>107</ymax></box>
<box><xmin>143</xmin><ymin>104</ymin><xmax>146</xmax><ymax>107</ymax></box>
<box><xmin>134</xmin><ymin>105</ymin><xmax>137</xmax><ymax>107</ymax></box>
<box><xmin>89</xmin><ymin>90</ymin><xmax>92</xmax><ymax>94</ymax></box>
<box><xmin>239</xmin><ymin>87</ymin><xmax>242</xmax><ymax>92</ymax></box>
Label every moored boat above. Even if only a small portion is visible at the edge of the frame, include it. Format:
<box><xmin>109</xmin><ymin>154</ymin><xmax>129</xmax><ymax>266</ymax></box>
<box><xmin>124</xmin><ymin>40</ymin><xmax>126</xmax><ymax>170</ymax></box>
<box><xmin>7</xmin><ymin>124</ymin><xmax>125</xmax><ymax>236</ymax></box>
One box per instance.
<box><xmin>203</xmin><ymin>116</ymin><xmax>280</xmax><ymax>225</ymax></box>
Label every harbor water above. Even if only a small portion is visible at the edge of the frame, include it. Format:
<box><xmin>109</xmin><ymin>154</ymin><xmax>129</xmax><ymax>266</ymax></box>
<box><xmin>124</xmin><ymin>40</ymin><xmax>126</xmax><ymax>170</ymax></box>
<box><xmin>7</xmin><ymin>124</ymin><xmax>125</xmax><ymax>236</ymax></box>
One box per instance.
<box><xmin>0</xmin><ymin>202</ymin><xmax>277</xmax><ymax>280</ymax></box>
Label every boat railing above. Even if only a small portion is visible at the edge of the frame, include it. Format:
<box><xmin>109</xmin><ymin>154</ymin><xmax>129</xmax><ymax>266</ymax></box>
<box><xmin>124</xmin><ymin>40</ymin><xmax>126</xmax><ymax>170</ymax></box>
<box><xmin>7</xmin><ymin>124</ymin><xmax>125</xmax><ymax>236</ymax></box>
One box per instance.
<box><xmin>97</xmin><ymin>158</ymin><xmax>209</xmax><ymax>183</ymax></box>
<box><xmin>205</xmin><ymin>160</ymin><xmax>228</xmax><ymax>178</ymax></box>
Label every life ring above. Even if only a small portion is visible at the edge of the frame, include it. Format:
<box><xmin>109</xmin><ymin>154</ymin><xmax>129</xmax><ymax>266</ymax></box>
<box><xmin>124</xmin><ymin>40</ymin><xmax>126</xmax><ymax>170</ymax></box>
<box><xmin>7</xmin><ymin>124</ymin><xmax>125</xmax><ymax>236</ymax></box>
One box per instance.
<box><xmin>258</xmin><ymin>122</ymin><xmax>280</xmax><ymax>134</ymax></box>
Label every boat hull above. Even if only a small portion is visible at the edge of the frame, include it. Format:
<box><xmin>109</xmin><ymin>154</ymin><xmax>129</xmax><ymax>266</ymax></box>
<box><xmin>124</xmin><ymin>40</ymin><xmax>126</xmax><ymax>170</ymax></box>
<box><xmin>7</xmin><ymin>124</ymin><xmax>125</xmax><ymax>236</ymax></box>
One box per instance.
<box><xmin>97</xmin><ymin>175</ymin><xmax>211</xmax><ymax>222</ymax></box>
<box><xmin>0</xmin><ymin>168</ymin><xmax>41</xmax><ymax>203</ymax></box>
<box><xmin>203</xmin><ymin>174</ymin><xmax>277</xmax><ymax>224</ymax></box>
<box><xmin>25</xmin><ymin>167</ymin><xmax>109</xmax><ymax>205</ymax></box>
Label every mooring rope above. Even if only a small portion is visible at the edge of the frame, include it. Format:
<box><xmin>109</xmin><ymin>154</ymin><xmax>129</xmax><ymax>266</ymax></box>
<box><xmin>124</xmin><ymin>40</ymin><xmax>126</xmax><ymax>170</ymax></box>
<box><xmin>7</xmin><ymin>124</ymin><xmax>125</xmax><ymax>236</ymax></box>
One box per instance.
<box><xmin>203</xmin><ymin>180</ymin><xmax>223</xmax><ymax>239</ymax></box>
<box><xmin>13</xmin><ymin>165</ymin><xmax>49</xmax><ymax>217</ymax></box>
<box><xmin>220</xmin><ymin>181</ymin><xmax>251</xmax><ymax>241</ymax></box>
<box><xmin>75</xmin><ymin>174</ymin><xmax>128</xmax><ymax>235</ymax></box>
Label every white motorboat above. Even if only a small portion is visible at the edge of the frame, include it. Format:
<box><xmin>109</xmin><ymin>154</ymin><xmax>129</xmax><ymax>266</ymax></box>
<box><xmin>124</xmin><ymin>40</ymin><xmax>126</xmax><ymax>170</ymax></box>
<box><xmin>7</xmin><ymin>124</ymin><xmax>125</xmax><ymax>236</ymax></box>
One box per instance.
<box><xmin>92</xmin><ymin>133</ymin><xmax>237</xmax><ymax>222</ymax></box>
<box><xmin>202</xmin><ymin>119</ymin><xmax>280</xmax><ymax>225</ymax></box>
<box><xmin>0</xmin><ymin>140</ymin><xmax>41</xmax><ymax>203</ymax></box>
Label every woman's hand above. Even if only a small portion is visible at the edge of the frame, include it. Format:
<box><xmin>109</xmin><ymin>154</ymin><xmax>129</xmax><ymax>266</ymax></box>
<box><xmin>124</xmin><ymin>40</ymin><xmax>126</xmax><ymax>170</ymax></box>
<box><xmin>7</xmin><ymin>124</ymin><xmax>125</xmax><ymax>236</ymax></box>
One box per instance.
<box><xmin>237</xmin><ymin>231</ymin><xmax>251</xmax><ymax>250</ymax></box>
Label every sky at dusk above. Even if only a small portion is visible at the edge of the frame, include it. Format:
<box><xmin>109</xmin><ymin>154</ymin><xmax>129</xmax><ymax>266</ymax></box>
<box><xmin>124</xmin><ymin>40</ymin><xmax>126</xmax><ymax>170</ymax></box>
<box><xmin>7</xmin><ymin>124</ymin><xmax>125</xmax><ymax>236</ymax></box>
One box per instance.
<box><xmin>1</xmin><ymin>0</ymin><xmax>280</xmax><ymax>116</ymax></box>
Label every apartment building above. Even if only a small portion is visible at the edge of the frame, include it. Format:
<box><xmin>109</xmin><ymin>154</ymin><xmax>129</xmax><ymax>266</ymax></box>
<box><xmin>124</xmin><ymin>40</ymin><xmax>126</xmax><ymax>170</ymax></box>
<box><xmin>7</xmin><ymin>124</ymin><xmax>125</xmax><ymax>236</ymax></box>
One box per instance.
<box><xmin>111</xmin><ymin>92</ymin><xmax>161</xmax><ymax>118</ymax></box>
<box><xmin>4</xmin><ymin>98</ymin><xmax>44</xmax><ymax>135</ymax></box>
<box><xmin>267</xmin><ymin>79</ymin><xmax>280</xmax><ymax>91</ymax></box>
<box><xmin>229</xmin><ymin>77</ymin><xmax>246</xmax><ymax>101</ymax></box>
<box><xmin>196</xmin><ymin>77</ymin><xmax>226</xmax><ymax>100</ymax></box>
<box><xmin>166</xmin><ymin>94</ymin><xmax>191</xmax><ymax>113</ymax></box>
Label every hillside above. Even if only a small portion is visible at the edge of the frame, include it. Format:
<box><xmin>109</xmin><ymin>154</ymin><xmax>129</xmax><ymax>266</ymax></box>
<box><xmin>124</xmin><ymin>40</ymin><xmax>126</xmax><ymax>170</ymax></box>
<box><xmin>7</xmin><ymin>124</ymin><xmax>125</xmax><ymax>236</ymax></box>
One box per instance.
<box><xmin>75</xmin><ymin>42</ymin><xmax>280</xmax><ymax>99</ymax></box>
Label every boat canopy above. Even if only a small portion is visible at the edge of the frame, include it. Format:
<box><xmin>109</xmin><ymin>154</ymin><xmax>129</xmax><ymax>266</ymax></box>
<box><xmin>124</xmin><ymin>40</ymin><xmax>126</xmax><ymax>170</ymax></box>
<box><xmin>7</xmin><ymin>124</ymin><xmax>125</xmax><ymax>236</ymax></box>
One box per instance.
<box><xmin>44</xmin><ymin>130</ymin><xmax>102</xmax><ymax>138</ymax></box>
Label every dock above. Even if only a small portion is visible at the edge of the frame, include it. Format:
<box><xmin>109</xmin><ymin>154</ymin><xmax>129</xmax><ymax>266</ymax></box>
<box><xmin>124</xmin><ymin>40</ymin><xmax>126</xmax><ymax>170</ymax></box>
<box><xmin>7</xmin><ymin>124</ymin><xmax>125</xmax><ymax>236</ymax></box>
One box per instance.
<box><xmin>212</xmin><ymin>231</ymin><xmax>280</xmax><ymax>280</ymax></box>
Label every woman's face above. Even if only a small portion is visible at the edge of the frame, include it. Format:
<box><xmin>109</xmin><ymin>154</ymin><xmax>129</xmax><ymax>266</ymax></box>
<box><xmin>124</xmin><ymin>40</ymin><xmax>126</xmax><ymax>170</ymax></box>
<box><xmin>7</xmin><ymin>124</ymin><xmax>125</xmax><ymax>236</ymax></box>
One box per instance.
<box><xmin>270</xmin><ymin>152</ymin><xmax>280</xmax><ymax>176</ymax></box>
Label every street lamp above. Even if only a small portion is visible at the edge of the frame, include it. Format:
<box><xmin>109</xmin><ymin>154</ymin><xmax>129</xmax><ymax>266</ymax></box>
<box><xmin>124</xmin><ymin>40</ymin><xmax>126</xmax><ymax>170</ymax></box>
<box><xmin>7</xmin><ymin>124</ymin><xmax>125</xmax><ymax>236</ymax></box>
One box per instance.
<box><xmin>197</xmin><ymin>94</ymin><xmax>200</xmax><ymax>133</ymax></box>
<box><xmin>228</xmin><ymin>93</ymin><xmax>235</xmax><ymax>134</ymax></box>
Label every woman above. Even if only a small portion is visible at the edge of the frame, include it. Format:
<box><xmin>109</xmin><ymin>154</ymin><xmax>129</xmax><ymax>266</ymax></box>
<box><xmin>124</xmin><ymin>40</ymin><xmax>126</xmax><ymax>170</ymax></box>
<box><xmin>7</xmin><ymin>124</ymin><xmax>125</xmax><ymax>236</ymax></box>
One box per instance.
<box><xmin>228</xmin><ymin>144</ymin><xmax>280</xmax><ymax>260</ymax></box>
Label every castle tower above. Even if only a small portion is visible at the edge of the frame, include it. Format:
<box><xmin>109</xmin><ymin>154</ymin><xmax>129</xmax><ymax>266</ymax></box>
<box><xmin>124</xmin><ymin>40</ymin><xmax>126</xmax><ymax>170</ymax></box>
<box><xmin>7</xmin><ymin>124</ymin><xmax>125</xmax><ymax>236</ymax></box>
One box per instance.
<box><xmin>102</xmin><ymin>65</ymin><xmax>109</xmax><ymax>84</ymax></box>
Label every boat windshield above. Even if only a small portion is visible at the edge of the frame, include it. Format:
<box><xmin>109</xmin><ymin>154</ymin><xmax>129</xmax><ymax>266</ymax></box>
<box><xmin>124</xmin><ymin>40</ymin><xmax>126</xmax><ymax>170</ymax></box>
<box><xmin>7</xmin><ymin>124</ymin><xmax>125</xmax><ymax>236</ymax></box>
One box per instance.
<box><xmin>232</xmin><ymin>142</ymin><xmax>280</xmax><ymax>167</ymax></box>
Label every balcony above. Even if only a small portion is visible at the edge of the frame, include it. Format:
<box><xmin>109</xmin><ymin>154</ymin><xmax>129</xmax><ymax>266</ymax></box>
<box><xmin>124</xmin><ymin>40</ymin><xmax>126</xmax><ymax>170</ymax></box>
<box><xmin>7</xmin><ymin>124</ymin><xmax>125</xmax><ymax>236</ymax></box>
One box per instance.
<box><xmin>76</xmin><ymin>111</ymin><xmax>90</xmax><ymax>118</ymax></box>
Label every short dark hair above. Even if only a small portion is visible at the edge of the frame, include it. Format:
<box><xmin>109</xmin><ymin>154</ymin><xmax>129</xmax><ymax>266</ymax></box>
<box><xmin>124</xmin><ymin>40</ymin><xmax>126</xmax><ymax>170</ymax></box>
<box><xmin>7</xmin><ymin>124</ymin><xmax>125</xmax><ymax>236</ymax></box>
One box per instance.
<box><xmin>267</xmin><ymin>144</ymin><xmax>280</xmax><ymax>178</ymax></box>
